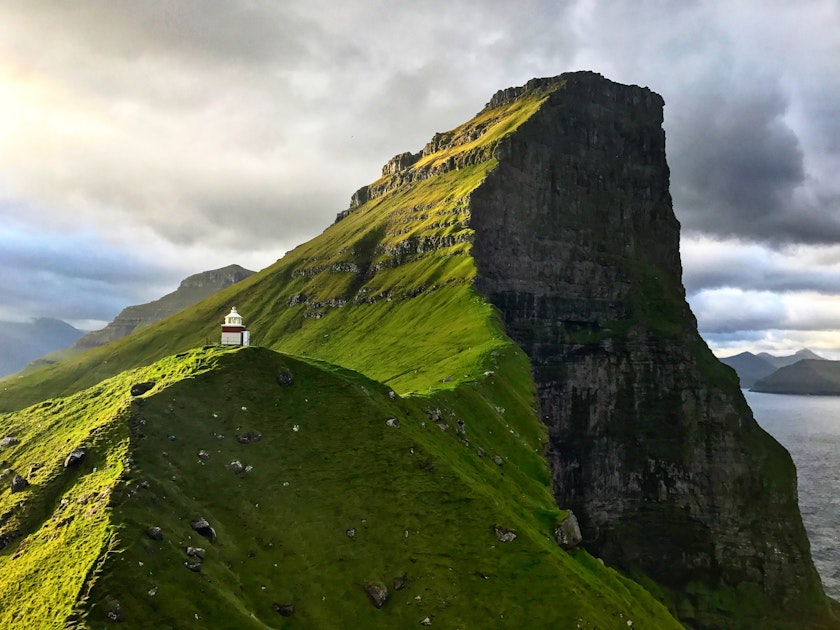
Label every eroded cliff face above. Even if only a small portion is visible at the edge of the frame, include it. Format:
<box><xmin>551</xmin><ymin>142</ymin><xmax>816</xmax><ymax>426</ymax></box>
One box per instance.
<box><xmin>469</xmin><ymin>73</ymin><xmax>829</xmax><ymax>626</ymax></box>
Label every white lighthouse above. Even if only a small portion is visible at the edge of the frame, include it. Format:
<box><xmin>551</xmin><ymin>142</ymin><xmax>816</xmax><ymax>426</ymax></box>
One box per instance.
<box><xmin>221</xmin><ymin>307</ymin><xmax>250</xmax><ymax>346</ymax></box>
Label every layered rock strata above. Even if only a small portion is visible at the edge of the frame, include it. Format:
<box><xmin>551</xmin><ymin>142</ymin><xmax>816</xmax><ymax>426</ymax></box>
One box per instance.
<box><xmin>467</xmin><ymin>73</ymin><xmax>827</xmax><ymax>625</ymax></box>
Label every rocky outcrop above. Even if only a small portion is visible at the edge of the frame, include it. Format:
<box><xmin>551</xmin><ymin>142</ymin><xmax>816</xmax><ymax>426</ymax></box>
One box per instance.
<box><xmin>74</xmin><ymin>264</ymin><xmax>254</xmax><ymax>349</ymax></box>
<box><xmin>469</xmin><ymin>72</ymin><xmax>828</xmax><ymax>626</ymax></box>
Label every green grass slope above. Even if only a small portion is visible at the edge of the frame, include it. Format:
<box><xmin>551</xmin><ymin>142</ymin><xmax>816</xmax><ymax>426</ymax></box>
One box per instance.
<box><xmin>0</xmin><ymin>86</ymin><xmax>557</xmax><ymax>413</ymax></box>
<box><xmin>1</xmin><ymin>345</ymin><xmax>680</xmax><ymax>628</ymax></box>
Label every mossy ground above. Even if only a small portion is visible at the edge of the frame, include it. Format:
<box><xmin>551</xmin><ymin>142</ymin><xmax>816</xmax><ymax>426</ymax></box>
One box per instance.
<box><xmin>2</xmin><ymin>346</ymin><xmax>680</xmax><ymax>628</ymax></box>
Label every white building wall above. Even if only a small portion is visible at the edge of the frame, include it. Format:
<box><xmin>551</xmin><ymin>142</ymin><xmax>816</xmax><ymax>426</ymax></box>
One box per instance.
<box><xmin>221</xmin><ymin>332</ymin><xmax>243</xmax><ymax>346</ymax></box>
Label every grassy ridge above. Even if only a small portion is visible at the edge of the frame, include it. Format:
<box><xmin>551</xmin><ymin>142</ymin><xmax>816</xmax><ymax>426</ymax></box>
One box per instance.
<box><xmin>2</xmin><ymin>346</ymin><xmax>680</xmax><ymax>627</ymax></box>
<box><xmin>0</xmin><ymin>79</ymin><xmax>684</xmax><ymax>626</ymax></box>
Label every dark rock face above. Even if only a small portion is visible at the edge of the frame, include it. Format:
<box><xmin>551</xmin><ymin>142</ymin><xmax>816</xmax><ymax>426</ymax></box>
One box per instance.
<box><xmin>469</xmin><ymin>72</ymin><xmax>827</xmax><ymax>624</ymax></box>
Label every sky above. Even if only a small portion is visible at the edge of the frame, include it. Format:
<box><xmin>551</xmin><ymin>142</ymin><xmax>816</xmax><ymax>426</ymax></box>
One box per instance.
<box><xmin>1</xmin><ymin>1</ymin><xmax>838</xmax><ymax>358</ymax></box>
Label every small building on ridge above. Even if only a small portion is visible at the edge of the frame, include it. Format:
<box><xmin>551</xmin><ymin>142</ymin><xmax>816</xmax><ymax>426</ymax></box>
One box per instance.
<box><xmin>221</xmin><ymin>307</ymin><xmax>250</xmax><ymax>346</ymax></box>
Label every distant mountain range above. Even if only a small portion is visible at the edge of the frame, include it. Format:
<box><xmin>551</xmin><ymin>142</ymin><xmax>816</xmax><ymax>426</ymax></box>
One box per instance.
<box><xmin>0</xmin><ymin>264</ymin><xmax>254</xmax><ymax>378</ymax></box>
<box><xmin>751</xmin><ymin>358</ymin><xmax>840</xmax><ymax>395</ymax></box>
<box><xmin>718</xmin><ymin>348</ymin><xmax>840</xmax><ymax>394</ymax></box>
<box><xmin>0</xmin><ymin>318</ymin><xmax>84</xmax><ymax>377</ymax></box>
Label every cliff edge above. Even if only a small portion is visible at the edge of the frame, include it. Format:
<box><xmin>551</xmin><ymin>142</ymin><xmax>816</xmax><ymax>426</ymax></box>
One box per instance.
<box><xmin>469</xmin><ymin>72</ymin><xmax>829</xmax><ymax>626</ymax></box>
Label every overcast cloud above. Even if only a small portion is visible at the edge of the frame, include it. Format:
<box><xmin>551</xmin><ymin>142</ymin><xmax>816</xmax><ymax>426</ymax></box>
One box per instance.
<box><xmin>1</xmin><ymin>1</ymin><xmax>838</xmax><ymax>356</ymax></box>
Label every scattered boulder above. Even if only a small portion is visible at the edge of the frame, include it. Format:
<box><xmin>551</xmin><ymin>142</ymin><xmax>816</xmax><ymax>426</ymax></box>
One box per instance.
<box><xmin>421</xmin><ymin>617</ymin><xmax>433</xmax><ymax>626</ymax></box>
<box><xmin>495</xmin><ymin>526</ymin><xmax>517</xmax><ymax>542</ymax></box>
<box><xmin>554</xmin><ymin>511</ymin><xmax>583</xmax><ymax>550</ymax></box>
<box><xmin>346</xmin><ymin>528</ymin><xmax>356</xmax><ymax>538</ymax></box>
<box><xmin>64</xmin><ymin>448</ymin><xmax>86</xmax><ymax>468</ymax></box>
<box><xmin>184</xmin><ymin>561</ymin><xmax>202</xmax><ymax>572</ymax></box>
<box><xmin>276</xmin><ymin>371</ymin><xmax>294</xmax><ymax>387</ymax></box>
<box><xmin>364</xmin><ymin>582</ymin><xmax>389</xmax><ymax>608</ymax></box>
<box><xmin>186</xmin><ymin>546</ymin><xmax>206</xmax><ymax>560</ymax></box>
<box><xmin>393</xmin><ymin>574</ymin><xmax>407</xmax><ymax>591</ymax></box>
<box><xmin>146</xmin><ymin>526</ymin><xmax>163</xmax><ymax>541</ymax></box>
<box><xmin>130</xmin><ymin>381</ymin><xmax>156</xmax><ymax>396</ymax></box>
<box><xmin>0</xmin><ymin>531</ymin><xmax>20</xmax><ymax>551</ymax></box>
<box><xmin>106</xmin><ymin>600</ymin><xmax>124</xmax><ymax>622</ymax></box>
<box><xmin>386</xmin><ymin>418</ymin><xmax>400</xmax><ymax>428</ymax></box>
<box><xmin>492</xmin><ymin>455</ymin><xmax>504</xmax><ymax>466</ymax></box>
<box><xmin>190</xmin><ymin>516</ymin><xmax>216</xmax><ymax>542</ymax></box>
<box><xmin>237</xmin><ymin>431</ymin><xmax>262</xmax><ymax>444</ymax></box>
<box><xmin>227</xmin><ymin>460</ymin><xmax>246</xmax><ymax>474</ymax></box>
<box><xmin>197</xmin><ymin>450</ymin><xmax>210</xmax><ymax>461</ymax></box>
<box><xmin>10</xmin><ymin>474</ymin><xmax>29</xmax><ymax>493</ymax></box>
<box><xmin>0</xmin><ymin>436</ymin><xmax>18</xmax><ymax>448</ymax></box>
<box><xmin>273</xmin><ymin>603</ymin><xmax>294</xmax><ymax>617</ymax></box>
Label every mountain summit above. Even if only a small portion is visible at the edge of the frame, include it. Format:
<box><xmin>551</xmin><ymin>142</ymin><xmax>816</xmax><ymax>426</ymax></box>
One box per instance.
<box><xmin>74</xmin><ymin>264</ymin><xmax>255</xmax><ymax>349</ymax></box>
<box><xmin>0</xmin><ymin>72</ymin><xmax>834</xmax><ymax>628</ymax></box>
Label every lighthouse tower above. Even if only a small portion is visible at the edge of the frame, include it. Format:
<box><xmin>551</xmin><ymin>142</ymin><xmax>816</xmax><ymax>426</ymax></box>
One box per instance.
<box><xmin>221</xmin><ymin>307</ymin><xmax>250</xmax><ymax>346</ymax></box>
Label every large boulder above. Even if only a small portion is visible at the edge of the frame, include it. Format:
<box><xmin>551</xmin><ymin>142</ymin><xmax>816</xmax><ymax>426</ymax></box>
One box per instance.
<box><xmin>554</xmin><ymin>511</ymin><xmax>582</xmax><ymax>550</ymax></box>
<box><xmin>190</xmin><ymin>516</ymin><xmax>216</xmax><ymax>542</ymax></box>
<box><xmin>130</xmin><ymin>381</ymin><xmax>156</xmax><ymax>396</ymax></box>
<box><xmin>10</xmin><ymin>474</ymin><xmax>29</xmax><ymax>493</ymax></box>
<box><xmin>364</xmin><ymin>582</ymin><xmax>389</xmax><ymax>608</ymax></box>
<box><xmin>64</xmin><ymin>448</ymin><xmax>86</xmax><ymax>468</ymax></box>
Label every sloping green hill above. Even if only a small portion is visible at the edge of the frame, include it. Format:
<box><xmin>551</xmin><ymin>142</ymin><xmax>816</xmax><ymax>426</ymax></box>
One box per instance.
<box><xmin>1</xmin><ymin>72</ymin><xmax>834</xmax><ymax>628</ymax></box>
<box><xmin>0</xmin><ymin>345</ymin><xmax>679</xmax><ymax>628</ymax></box>
<box><xmin>753</xmin><ymin>358</ymin><xmax>840</xmax><ymax>395</ymax></box>
<box><xmin>0</xmin><ymin>85</ymin><xmax>553</xmax><ymax>412</ymax></box>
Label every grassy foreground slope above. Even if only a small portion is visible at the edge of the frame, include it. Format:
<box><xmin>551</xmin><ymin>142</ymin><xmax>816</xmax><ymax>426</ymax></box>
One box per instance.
<box><xmin>0</xmin><ymin>346</ymin><xmax>680</xmax><ymax>628</ymax></box>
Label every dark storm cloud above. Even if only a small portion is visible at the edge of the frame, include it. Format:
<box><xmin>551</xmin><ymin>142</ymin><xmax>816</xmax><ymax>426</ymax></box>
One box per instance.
<box><xmin>0</xmin><ymin>219</ymin><xmax>180</xmax><ymax>322</ymax></box>
<box><xmin>669</xmin><ymin>78</ymin><xmax>840</xmax><ymax>244</ymax></box>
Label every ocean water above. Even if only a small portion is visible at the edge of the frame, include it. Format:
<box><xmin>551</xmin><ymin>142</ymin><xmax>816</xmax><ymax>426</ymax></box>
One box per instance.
<box><xmin>745</xmin><ymin>390</ymin><xmax>840</xmax><ymax>600</ymax></box>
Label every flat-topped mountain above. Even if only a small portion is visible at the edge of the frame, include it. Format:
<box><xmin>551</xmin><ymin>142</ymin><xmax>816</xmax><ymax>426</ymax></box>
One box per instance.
<box><xmin>0</xmin><ymin>72</ymin><xmax>835</xmax><ymax>628</ymax></box>
<box><xmin>73</xmin><ymin>264</ymin><xmax>254</xmax><ymax>349</ymax></box>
